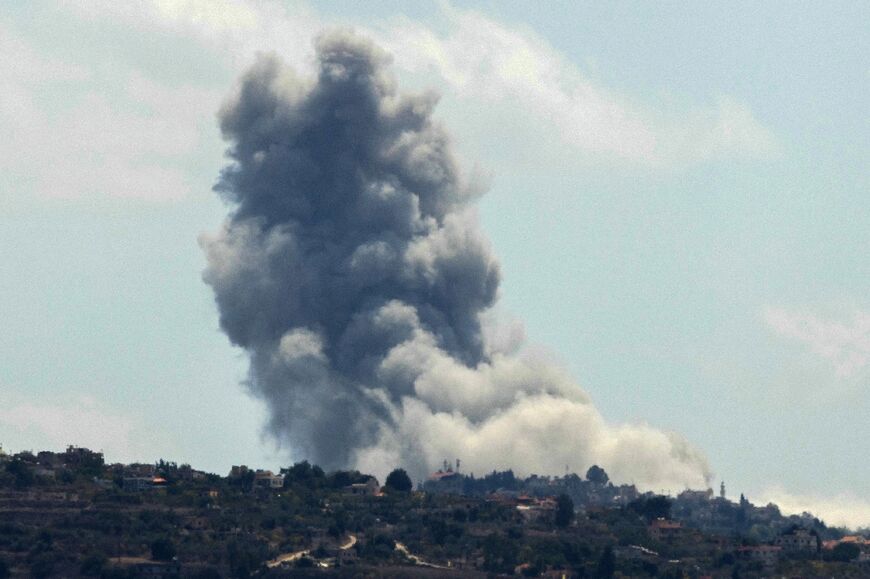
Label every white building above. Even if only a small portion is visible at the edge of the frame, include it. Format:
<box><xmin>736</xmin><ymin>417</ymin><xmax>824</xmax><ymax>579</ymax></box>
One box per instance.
<box><xmin>254</xmin><ymin>470</ymin><xmax>285</xmax><ymax>489</ymax></box>
<box><xmin>345</xmin><ymin>477</ymin><xmax>380</xmax><ymax>496</ymax></box>
<box><xmin>775</xmin><ymin>528</ymin><xmax>817</xmax><ymax>553</ymax></box>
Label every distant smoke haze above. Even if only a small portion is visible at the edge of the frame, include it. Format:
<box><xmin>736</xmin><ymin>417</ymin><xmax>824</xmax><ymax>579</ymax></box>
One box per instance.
<box><xmin>202</xmin><ymin>31</ymin><xmax>711</xmax><ymax>489</ymax></box>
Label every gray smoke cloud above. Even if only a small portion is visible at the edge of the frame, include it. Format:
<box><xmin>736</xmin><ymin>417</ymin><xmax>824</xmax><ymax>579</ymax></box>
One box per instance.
<box><xmin>202</xmin><ymin>31</ymin><xmax>712</xmax><ymax>489</ymax></box>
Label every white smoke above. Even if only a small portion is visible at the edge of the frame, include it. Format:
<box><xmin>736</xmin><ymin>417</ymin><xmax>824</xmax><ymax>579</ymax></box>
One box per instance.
<box><xmin>202</xmin><ymin>30</ymin><xmax>712</xmax><ymax>490</ymax></box>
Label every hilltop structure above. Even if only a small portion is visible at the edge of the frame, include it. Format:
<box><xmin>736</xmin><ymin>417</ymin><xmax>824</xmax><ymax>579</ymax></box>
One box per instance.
<box><xmin>0</xmin><ymin>446</ymin><xmax>866</xmax><ymax>577</ymax></box>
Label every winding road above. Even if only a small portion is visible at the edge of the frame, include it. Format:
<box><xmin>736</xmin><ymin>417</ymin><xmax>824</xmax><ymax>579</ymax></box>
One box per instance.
<box><xmin>395</xmin><ymin>541</ymin><xmax>450</xmax><ymax>570</ymax></box>
<box><xmin>266</xmin><ymin>534</ymin><xmax>357</xmax><ymax>569</ymax></box>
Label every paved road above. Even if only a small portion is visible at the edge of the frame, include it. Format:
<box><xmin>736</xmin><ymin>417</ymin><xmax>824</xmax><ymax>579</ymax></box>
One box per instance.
<box><xmin>267</xmin><ymin>534</ymin><xmax>356</xmax><ymax>568</ymax></box>
<box><xmin>340</xmin><ymin>534</ymin><xmax>357</xmax><ymax>550</ymax></box>
<box><xmin>395</xmin><ymin>541</ymin><xmax>450</xmax><ymax>570</ymax></box>
<box><xmin>266</xmin><ymin>548</ymin><xmax>309</xmax><ymax>569</ymax></box>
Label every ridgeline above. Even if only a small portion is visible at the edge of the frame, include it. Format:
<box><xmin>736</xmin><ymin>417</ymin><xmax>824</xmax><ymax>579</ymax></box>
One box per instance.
<box><xmin>0</xmin><ymin>446</ymin><xmax>867</xmax><ymax>578</ymax></box>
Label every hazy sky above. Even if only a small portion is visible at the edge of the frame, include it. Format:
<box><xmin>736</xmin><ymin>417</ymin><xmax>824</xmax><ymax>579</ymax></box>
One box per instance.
<box><xmin>0</xmin><ymin>1</ymin><xmax>867</xmax><ymax>527</ymax></box>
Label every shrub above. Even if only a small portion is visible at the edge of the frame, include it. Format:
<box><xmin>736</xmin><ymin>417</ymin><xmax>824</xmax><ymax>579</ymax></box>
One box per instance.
<box><xmin>80</xmin><ymin>552</ymin><xmax>107</xmax><ymax>576</ymax></box>
<box><xmin>193</xmin><ymin>567</ymin><xmax>222</xmax><ymax>579</ymax></box>
<box><xmin>29</xmin><ymin>553</ymin><xmax>56</xmax><ymax>579</ymax></box>
<box><xmin>150</xmin><ymin>538</ymin><xmax>176</xmax><ymax>561</ymax></box>
<box><xmin>385</xmin><ymin>469</ymin><xmax>412</xmax><ymax>492</ymax></box>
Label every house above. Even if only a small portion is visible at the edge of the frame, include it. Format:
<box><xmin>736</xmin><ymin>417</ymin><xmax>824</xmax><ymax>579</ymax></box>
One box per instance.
<box><xmin>229</xmin><ymin>465</ymin><xmax>249</xmax><ymax>478</ymax></box>
<box><xmin>123</xmin><ymin>477</ymin><xmax>155</xmax><ymax>492</ymax></box>
<box><xmin>775</xmin><ymin>528</ymin><xmax>817</xmax><ymax>554</ymax></box>
<box><xmin>32</xmin><ymin>466</ymin><xmax>56</xmax><ymax>480</ymax></box>
<box><xmin>736</xmin><ymin>545</ymin><xmax>781</xmax><ymax>567</ymax></box>
<box><xmin>487</xmin><ymin>489</ymin><xmax>521</xmax><ymax>506</ymax></box>
<box><xmin>678</xmin><ymin>488</ymin><xmax>713</xmax><ymax>502</ymax></box>
<box><xmin>63</xmin><ymin>445</ymin><xmax>104</xmax><ymax>468</ymax></box>
<box><xmin>345</xmin><ymin>477</ymin><xmax>380</xmax><ymax>496</ymax></box>
<box><xmin>185</xmin><ymin>516</ymin><xmax>210</xmax><ymax>531</ymax></box>
<box><xmin>254</xmin><ymin>470</ymin><xmax>285</xmax><ymax>489</ymax></box>
<box><xmin>36</xmin><ymin>451</ymin><xmax>64</xmax><ymax>468</ymax></box>
<box><xmin>649</xmin><ymin>518</ymin><xmax>683</xmax><ymax>541</ymax></box>
<box><xmin>517</xmin><ymin>496</ymin><xmax>558</xmax><ymax>522</ymax></box>
<box><xmin>822</xmin><ymin>535</ymin><xmax>870</xmax><ymax>560</ymax></box>
<box><xmin>94</xmin><ymin>478</ymin><xmax>114</xmax><ymax>490</ymax></box>
<box><xmin>337</xmin><ymin>547</ymin><xmax>358</xmax><ymax>565</ymax></box>
<box><xmin>423</xmin><ymin>468</ymin><xmax>463</xmax><ymax>494</ymax></box>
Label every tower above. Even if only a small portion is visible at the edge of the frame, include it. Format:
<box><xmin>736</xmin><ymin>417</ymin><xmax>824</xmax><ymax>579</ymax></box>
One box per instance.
<box><xmin>720</xmin><ymin>481</ymin><xmax>726</xmax><ymax>499</ymax></box>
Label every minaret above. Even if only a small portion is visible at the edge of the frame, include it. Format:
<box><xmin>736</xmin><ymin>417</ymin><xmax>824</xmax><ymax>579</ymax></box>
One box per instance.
<box><xmin>720</xmin><ymin>481</ymin><xmax>726</xmax><ymax>500</ymax></box>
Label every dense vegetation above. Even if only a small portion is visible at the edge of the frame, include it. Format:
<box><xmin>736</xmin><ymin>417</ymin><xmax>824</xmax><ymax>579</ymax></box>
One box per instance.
<box><xmin>0</xmin><ymin>448</ymin><xmax>866</xmax><ymax>578</ymax></box>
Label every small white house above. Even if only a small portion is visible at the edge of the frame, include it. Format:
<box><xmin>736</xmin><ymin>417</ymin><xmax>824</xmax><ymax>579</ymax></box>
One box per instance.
<box><xmin>345</xmin><ymin>477</ymin><xmax>380</xmax><ymax>496</ymax></box>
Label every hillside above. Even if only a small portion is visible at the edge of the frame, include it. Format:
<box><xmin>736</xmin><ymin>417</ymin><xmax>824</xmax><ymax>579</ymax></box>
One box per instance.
<box><xmin>0</xmin><ymin>446</ymin><xmax>867</xmax><ymax>578</ymax></box>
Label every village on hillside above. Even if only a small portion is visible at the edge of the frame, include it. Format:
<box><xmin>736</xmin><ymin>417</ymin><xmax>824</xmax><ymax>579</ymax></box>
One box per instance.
<box><xmin>0</xmin><ymin>444</ymin><xmax>867</xmax><ymax>578</ymax></box>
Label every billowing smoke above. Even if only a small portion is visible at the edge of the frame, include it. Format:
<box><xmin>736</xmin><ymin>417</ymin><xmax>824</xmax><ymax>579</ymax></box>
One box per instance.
<box><xmin>202</xmin><ymin>31</ymin><xmax>711</xmax><ymax>489</ymax></box>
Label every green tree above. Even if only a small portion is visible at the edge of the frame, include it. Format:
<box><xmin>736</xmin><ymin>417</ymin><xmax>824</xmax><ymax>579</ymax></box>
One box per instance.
<box><xmin>295</xmin><ymin>557</ymin><xmax>315</xmax><ymax>568</ymax></box>
<box><xmin>595</xmin><ymin>546</ymin><xmax>615</xmax><ymax>579</ymax></box>
<box><xmin>150</xmin><ymin>538</ymin><xmax>176</xmax><ymax>561</ymax></box>
<box><xmin>6</xmin><ymin>458</ymin><xmax>34</xmax><ymax>489</ymax></box>
<box><xmin>327</xmin><ymin>470</ymin><xmax>367</xmax><ymax>488</ymax></box>
<box><xmin>227</xmin><ymin>539</ymin><xmax>267</xmax><ymax>579</ymax></box>
<box><xmin>827</xmin><ymin>541</ymin><xmax>860</xmax><ymax>562</ymax></box>
<box><xmin>79</xmin><ymin>553</ymin><xmax>107</xmax><ymax>576</ymax></box>
<box><xmin>555</xmin><ymin>494</ymin><xmax>575</xmax><ymax>527</ymax></box>
<box><xmin>29</xmin><ymin>554</ymin><xmax>56</xmax><ymax>579</ymax></box>
<box><xmin>282</xmin><ymin>461</ymin><xmax>325</xmax><ymax>486</ymax></box>
<box><xmin>628</xmin><ymin>495</ymin><xmax>672</xmax><ymax>522</ymax></box>
<box><xmin>385</xmin><ymin>468</ymin><xmax>412</xmax><ymax>492</ymax></box>
<box><xmin>586</xmin><ymin>465</ymin><xmax>609</xmax><ymax>486</ymax></box>
<box><xmin>483</xmin><ymin>534</ymin><xmax>518</xmax><ymax>573</ymax></box>
<box><xmin>360</xmin><ymin>534</ymin><xmax>395</xmax><ymax>560</ymax></box>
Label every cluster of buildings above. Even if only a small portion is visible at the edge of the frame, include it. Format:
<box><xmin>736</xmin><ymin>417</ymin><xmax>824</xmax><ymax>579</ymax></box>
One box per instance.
<box><xmin>421</xmin><ymin>459</ymin><xmax>640</xmax><ymax>509</ymax></box>
<box><xmin>228</xmin><ymin>464</ymin><xmax>382</xmax><ymax>496</ymax></box>
<box><xmin>422</xmin><ymin>459</ymin><xmax>464</xmax><ymax>494</ymax></box>
<box><xmin>733</xmin><ymin>527</ymin><xmax>870</xmax><ymax>569</ymax></box>
<box><xmin>486</xmin><ymin>491</ymin><xmax>559</xmax><ymax>522</ymax></box>
<box><xmin>618</xmin><ymin>522</ymin><xmax>841</xmax><ymax>572</ymax></box>
<box><xmin>228</xmin><ymin>465</ymin><xmax>284</xmax><ymax>488</ymax></box>
<box><xmin>823</xmin><ymin>535</ymin><xmax>870</xmax><ymax>563</ymax></box>
<box><xmin>112</xmin><ymin>462</ymin><xmax>209</xmax><ymax>493</ymax></box>
<box><xmin>0</xmin><ymin>445</ymin><xmax>104</xmax><ymax>480</ymax></box>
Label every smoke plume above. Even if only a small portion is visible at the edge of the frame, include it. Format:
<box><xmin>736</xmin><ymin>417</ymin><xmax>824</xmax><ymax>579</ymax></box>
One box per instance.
<box><xmin>202</xmin><ymin>31</ymin><xmax>711</xmax><ymax>489</ymax></box>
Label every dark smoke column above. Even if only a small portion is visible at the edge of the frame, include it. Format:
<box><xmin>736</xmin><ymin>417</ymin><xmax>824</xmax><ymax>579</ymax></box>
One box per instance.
<box><xmin>203</xmin><ymin>31</ymin><xmax>712</xmax><ymax>489</ymax></box>
<box><xmin>202</xmin><ymin>32</ymin><xmax>499</xmax><ymax>470</ymax></box>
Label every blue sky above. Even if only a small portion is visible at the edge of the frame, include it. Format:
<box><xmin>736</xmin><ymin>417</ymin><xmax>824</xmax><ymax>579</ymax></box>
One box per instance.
<box><xmin>0</xmin><ymin>1</ymin><xmax>867</xmax><ymax>527</ymax></box>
